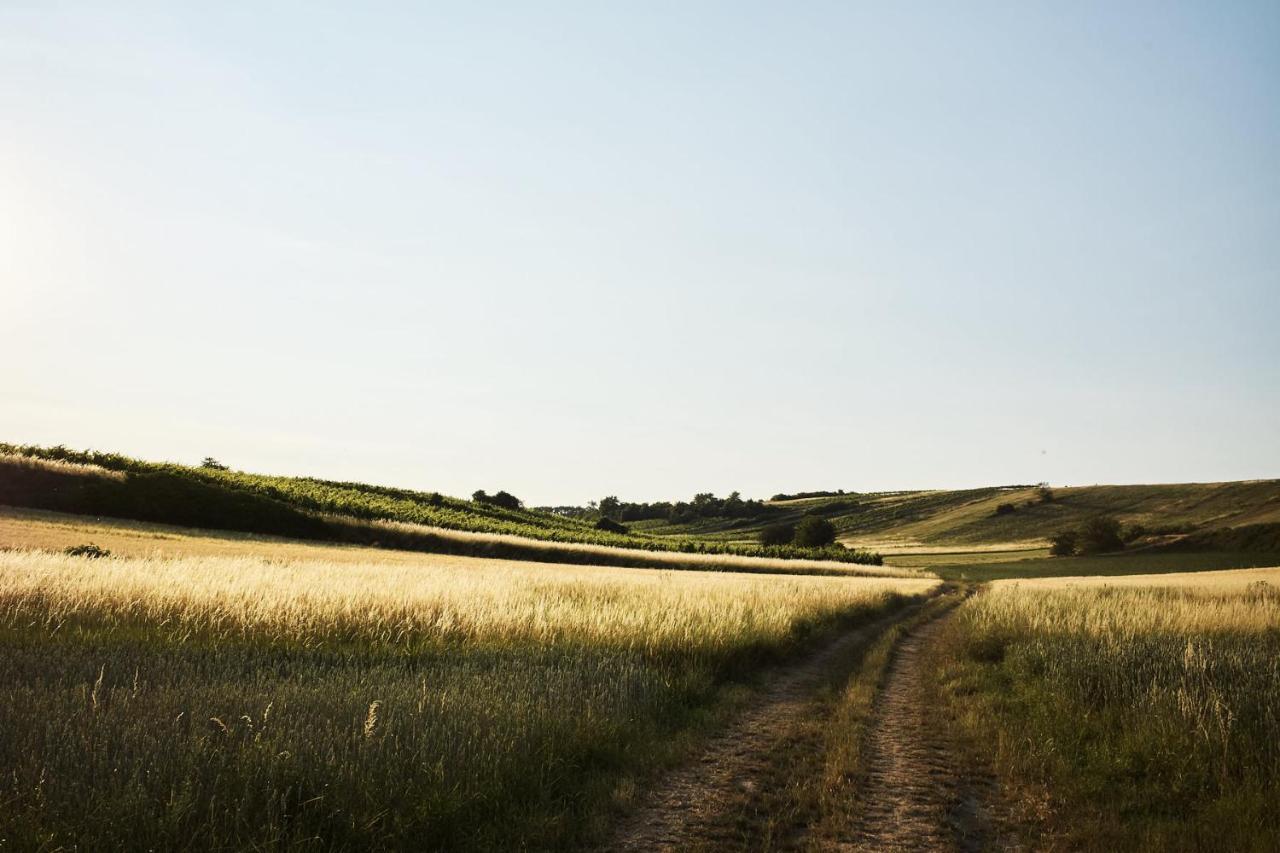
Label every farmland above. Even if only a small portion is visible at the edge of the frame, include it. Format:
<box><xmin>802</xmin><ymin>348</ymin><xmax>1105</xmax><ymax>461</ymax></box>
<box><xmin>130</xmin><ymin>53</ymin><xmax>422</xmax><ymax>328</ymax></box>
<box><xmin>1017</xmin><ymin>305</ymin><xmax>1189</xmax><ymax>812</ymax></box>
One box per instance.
<box><xmin>927</xmin><ymin>567</ymin><xmax>1280</xmax><ymax>850</ymax></box>
<box><xmin>0</xmin><ymin>446</ymin><xmax>883</xmax><ymax>568</ymax></box>
<box><xmin>0</xmin><ymin>540</ymin><xmax>935</xmax><ymax>850</ymax></box>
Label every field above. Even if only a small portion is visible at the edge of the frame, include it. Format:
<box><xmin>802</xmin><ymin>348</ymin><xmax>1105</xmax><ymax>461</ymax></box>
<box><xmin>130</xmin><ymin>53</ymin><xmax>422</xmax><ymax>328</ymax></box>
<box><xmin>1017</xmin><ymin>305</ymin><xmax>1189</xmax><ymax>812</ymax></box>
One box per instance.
<box><xmin>907</xmin><ymin>548</ymin><xmax>1280</xmax><ymax>582</ymax></box>
<box><xmin>0</xmin><ymin>536</ymin><xmax>936</xmax><ymax>851</ymax></box>
<box><xmin>927</xmin><ymin>567</ymin><xmax>1280</xmax><ymax>851</ymax></box>
<box><xmin>0</xmin><ymin>447</ymin><xmax>882</xmax><ymax>567</ymax></box>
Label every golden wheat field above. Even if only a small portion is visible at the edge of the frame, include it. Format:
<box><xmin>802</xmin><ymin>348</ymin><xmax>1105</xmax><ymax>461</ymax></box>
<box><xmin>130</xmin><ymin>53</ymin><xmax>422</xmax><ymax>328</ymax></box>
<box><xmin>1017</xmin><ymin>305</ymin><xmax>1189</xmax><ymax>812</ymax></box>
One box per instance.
<box><xmin>0</xmin><ymin>545</ymin><xmax>936</xmax><ymax>850</ymax></box>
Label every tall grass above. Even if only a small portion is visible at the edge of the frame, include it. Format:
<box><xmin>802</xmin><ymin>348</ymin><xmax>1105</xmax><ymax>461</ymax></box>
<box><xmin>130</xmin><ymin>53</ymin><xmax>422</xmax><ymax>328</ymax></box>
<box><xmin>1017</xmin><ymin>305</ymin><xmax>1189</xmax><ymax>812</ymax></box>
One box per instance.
<box><xmin>0</xmin><ymin>549</ymin><xmax>935</xmax><ymax>850</ymax></box>
<box><xmin>930</xmin><ymin>572</ymin><xmax>1280</xmax><ymax>851</ymax></box>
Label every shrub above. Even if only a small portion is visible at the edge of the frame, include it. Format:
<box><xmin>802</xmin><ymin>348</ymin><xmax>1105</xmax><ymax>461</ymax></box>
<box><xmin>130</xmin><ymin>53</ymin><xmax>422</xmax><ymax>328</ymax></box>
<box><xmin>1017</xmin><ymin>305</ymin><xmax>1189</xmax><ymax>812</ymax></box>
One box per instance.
<box><xmin>1078</xmin><ymin>515</ymin><xmax>1124</xmax><ymax>554</ymax></box>
<box><xmin>1049</xmin><ymin>530</ymin><xmax>1078</xmax><ymax>557</ymax></box>
<box><xmin>64</xmin><ymin>543</ymin><xmax>111</xmax><ymax>559</ymax></box>
<box><xmin>793</xmin><ymin>516</ymin><xmax>837</xmax><ymax>548</ymax></box>
<box><xmin>594</xmin><ymin>517</ymin><xmax>629</xmax><ymax>534</ymax></box>
<box><xmin>759</xmin><ymin>523</ymin><xmax>796</xmax><ymax>547</ymax></box>
<box><xmin>1036</xmin><ymin>483</ymin><xmax>1055</xmax><ymax>503</ymax></box>
<box><xmin>1122</xmin><ymin>523</ymin><xmax>1147</xmax><ymax>544</ymax></box>
<box><xmin>993</xmin><ymin>503</ymin><xmax>1016</xmax><ymax>516</ymax></box>
<box><xmin>200</xmin><ymin>457</ymin><xmax>228</xmax><ymax>470</ymax></box>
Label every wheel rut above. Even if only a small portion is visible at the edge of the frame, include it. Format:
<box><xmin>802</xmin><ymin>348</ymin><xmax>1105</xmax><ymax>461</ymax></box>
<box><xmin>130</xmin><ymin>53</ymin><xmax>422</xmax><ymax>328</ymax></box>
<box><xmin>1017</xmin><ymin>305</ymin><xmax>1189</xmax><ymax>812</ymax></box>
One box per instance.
<box><xmin>837</xmin><ymin>606</ymin><xmax>1020</xmax><ymax>853</ymax></box>
<box><xmin>606</xmin><ymin>608</ymin><xmax>908</xmax><ymax>852</ymax></box>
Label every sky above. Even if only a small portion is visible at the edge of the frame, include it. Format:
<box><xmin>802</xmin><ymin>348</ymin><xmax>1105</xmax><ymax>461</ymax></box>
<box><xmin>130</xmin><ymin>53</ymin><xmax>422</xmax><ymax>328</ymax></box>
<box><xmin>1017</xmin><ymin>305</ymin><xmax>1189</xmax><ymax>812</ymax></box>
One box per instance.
<box><xmin>2</xmin><ymin>1</ymin><xmax>1278</xmax><ymax>505</ymax></box>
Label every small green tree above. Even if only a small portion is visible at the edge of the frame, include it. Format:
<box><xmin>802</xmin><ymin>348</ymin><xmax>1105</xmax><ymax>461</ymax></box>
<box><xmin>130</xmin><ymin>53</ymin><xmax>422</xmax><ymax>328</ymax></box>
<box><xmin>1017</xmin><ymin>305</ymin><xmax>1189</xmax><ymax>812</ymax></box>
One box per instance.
<box><xmin>598</xmin><ymin>496</ymin><xmax>621</xmax><ymax>520</ymax></box>
<box><xmin>793</xmin><ymin>516</ymin><xmax>837</xmax><ymax>548</ymax></box>
<box><xmin>1049</xmin><ymin>530</ymin><xmax>1078</xmax><ymax>556</ymax></box>
<box><xmin>201</xmin><ymin>457</ymin><xmax>228</xmax><ymax>470</ymax></box>
<box><xmin>1078</xmin><ymin>515</ymin><xmax>1124</xmax><ymax>554</ymax></box>
<box><xmin>1036</xmin><ymin>483</ymin><xmax>1055</xmax><ymax>503</ymax></box>
<box><xmin>759</xmin><ymin>522</ymin><xmax>796</xmax><ymax>547</ymax></box>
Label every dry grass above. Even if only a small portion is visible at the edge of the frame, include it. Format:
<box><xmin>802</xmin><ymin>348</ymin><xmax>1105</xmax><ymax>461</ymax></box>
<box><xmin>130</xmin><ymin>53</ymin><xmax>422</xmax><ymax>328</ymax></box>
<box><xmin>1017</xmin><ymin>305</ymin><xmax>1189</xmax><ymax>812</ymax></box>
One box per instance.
<box><xmin>0</xmin><ymin>505</ymin><xmax>925</xmax><ymax>578</ymax></box>
<box><xmin>0</xmin><ymin>544</ymin><xmax>935</xmax><ymax>850</ymax></box>
<box><xmin>993</xmin><ymin>565</ymin><xmax>1280</xmax><ymax>593</ymax></box>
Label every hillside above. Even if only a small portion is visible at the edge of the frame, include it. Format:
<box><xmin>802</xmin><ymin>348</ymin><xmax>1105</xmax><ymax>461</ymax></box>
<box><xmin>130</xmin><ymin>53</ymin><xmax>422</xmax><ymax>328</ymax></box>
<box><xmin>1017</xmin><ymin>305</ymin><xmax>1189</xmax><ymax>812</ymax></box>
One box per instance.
<box><xmin>0</xmin><ymin>444</ymin><xmax>882</xmax><ymax>568</ymax></box>
<box><xmin>632</xmin><ymin>481</ymin><xmax>1280</xmax><ymax>550</ymax></box>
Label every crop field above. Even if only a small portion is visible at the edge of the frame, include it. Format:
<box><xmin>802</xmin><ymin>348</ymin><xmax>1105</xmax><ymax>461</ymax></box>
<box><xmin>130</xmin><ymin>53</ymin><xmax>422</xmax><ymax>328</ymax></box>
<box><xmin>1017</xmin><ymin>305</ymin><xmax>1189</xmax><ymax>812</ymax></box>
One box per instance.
<box><xmin>0</xmin><ymin>447</ymin><xmax>883</xmax><ymax>567</ymax></box>
<box><xmin>928</xmin><ymin>567</ymin><xmax>1280</xmax><ymax>851</ymax></box>
<box><xmin>0</xmin><ymin>544</ymin><xmax>936</xmax><ymax>851</ymax></box>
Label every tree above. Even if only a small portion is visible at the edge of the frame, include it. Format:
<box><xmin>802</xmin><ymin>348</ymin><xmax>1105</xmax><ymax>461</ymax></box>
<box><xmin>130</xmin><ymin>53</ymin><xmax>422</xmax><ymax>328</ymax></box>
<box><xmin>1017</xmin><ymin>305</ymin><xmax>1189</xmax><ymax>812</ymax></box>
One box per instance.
<box><xmin>490</xmin><ymin>490</ymin><xmax>522</xmax><ymax>510</ymax></box>
<box><xmin>201</xmin><ymin>457</ymin><xmax>228</xmax><ymax>471</ymax></box>
<box><xmin>1049</xmin><ymin>530</ymin><xmax>1078</xmax><ymax>557</ymax></box>
<box><xmin>793</xmin><ymin>516</ymin><xmax>837</xmax><ymax>548</ymax></box>
<box><xmin>759</xmin><ymin>522</ymin><xmax>796</xmax><ymax>547</ymax></box>
<box><xmin>598</xmin><ymin>496</ymin><xmax>621</xmax><ymax>520</ymax></box>
<box><xmin>1078</xmin><ymin>515</ymin><xmax>1124</xmax><ymax>554</ymax></box>
<box><xmin>1036</xmin><ymin>483</ymin><xmax>1055</xmax><ymax>503</ymax></box>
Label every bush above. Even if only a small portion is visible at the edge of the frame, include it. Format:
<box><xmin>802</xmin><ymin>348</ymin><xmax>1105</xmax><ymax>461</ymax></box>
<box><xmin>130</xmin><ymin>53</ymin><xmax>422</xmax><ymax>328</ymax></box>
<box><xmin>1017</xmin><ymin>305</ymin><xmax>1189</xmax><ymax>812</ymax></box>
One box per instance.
<box><xmin>759</xmin><ymin>523</ymin><xmax>796</xmax><ymax>547</ymax></box>
<box><xmin>594</xmin><ymin>517</ymin><xmax>629</xmax><ymax>535</ymax></box>
<box><xmin>64</xmin><ymin>543</ymin><xmax>111</xmax><ymax>559</ymax></box>
<box><xmin>200</xmin><ymin>457</ymin><xmax>228</xmax><ymax>471</ymax></box>
<box><xmin>1122</xmin><ymin>523</ymin><xmax>1147</xmax><ymax>544</ymax></box>
<box><xmin>1049</xmin><ymin>530</ymin><xmax>1078</xmax><ymax>557</ymax></box>
<box><xmin>993</xmin><ymin>503</ymin><xmax>1016</xmax><ymax>516</ymax></box>
<box><xmin>793</xmin><ymin>516</ymin><xmax>837</xmax><ymax>548</ymax></box>
<box><xmin>1079</xmin><ymin>515</ymin><xmax>1124</xmax><ymax>554</ymax></box>
<box><xmin>1037</xmin><ymin>483</ymin><xmax>1055</xmax><ymax>503</ymax></box>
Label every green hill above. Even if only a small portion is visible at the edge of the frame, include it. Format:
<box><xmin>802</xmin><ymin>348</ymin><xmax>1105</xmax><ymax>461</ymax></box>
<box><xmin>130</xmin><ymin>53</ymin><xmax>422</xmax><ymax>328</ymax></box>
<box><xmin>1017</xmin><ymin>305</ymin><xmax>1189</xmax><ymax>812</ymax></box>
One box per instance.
<box><xmin>633</xmin><ymin>481</ymin><xmax>1280</xmax><ymax>549</ymax></box>
<box><xmin>0</xmin><ymin>443</ymin><xmax>881</xmax><ymax>567</ymax></box>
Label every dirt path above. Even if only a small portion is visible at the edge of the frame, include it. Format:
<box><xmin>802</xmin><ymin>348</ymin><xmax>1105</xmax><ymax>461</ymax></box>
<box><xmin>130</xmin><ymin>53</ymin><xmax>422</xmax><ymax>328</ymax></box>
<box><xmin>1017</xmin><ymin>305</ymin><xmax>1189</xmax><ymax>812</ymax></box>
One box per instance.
<box><xmin>606</xmin><ymin>608</ymin><xmax>909</xmax><ymax>851</ymax></box>
<box><xmin>840</xmin><ymin>609</ymin><xmax>1019</xmax><ymax>853</ymax></box>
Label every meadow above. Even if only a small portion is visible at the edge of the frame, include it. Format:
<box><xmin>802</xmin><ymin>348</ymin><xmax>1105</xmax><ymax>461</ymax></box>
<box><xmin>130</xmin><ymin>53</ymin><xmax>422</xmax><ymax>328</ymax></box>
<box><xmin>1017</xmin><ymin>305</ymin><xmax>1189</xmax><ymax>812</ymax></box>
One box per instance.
<box><xmin>927</xmin><ymin>568</ymin><xmax>1280</xmax><ymax>851</ymax></box>
<box><xmin>0</xmin><ymin>546</ymin><xmax>936</xmax><ymax>851</ymax></box>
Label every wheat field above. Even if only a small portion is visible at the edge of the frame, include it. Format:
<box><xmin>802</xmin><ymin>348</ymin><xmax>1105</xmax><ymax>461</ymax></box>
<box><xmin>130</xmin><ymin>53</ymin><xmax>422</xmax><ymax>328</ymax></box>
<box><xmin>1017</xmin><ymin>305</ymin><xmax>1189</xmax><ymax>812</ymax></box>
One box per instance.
<box><xmin>932</xmin><ymin>567</ymin><xmax>1280</xmax><ymax>850</ymax></box>
<box><xmin>0</xmin><ymin>547</ymin><xmax>935</xmax><ymax>850</ymax></box>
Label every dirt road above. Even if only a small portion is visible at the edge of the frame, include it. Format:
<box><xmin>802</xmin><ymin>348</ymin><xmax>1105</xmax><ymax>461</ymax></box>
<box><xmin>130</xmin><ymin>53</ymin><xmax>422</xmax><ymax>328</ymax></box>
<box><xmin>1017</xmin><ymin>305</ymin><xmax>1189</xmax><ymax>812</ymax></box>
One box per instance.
<box><xmin>607</xmin><ymin>608</ymin><xmax>907</xmax><ymax>851</ymax></box>
<box><xmin>608</xmin><ymin>599</ymin><xmax>1019</xmax><ymax>852</ymax></box>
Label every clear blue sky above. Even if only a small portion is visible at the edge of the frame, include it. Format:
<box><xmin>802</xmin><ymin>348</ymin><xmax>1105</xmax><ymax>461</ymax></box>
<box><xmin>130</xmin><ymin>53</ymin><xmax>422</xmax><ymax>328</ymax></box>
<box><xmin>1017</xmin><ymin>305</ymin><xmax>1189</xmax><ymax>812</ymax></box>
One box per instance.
<box><xmin>2</xmin><ymin>2</ymin><xmax>1277</xmax><ymax>504</ymax></box>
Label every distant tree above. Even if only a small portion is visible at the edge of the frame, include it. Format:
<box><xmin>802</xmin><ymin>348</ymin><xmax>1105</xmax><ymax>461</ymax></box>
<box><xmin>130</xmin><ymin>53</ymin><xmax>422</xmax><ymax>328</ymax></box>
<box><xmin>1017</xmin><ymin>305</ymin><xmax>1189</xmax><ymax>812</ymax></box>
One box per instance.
<box><xmin>1078</xmin><ymin>515</ymin><xmax>1124</xmax><ymax>554</ymax></box>
<box><xmin>490</xmin><ymin>490</ymin><xmax>522</xmax><ymax>510</ymax></box>
<box><xmin>793</xmin><ymin>516</ymin><xmax>837</xmax><ymax>548</ymax></box>
<box><xmin>759</xmin><ymin>522</ymin><xmax>796</xmax><ymax>547</ymax></box>
<box><xmin>1036</xmin><ymin>483</ymin><xmax>1055</xmax><ymax>503</ymax></box>
<box><xmin>471</xmin><ymin>490</ymin><xmax>522</xmax><ymax>510</ymax></box>
<box><xmin>201</xmin><ymin>457</ymin><xmax>228</xmax><ymax>471</ymax></box>
<box><xmin>598</xmin><ymin>495</ymin><xmax>622</xmax><ymax>520</ymax></box>
<box><xmin>993</xmin><ymin>503</ymin><xmax>1016</xmax><ymax>516</ymax></box>
<box><xmin>1049</xmin><ymin>530</ymin><xmax>1078</xmax><ymax>557</ymax></box>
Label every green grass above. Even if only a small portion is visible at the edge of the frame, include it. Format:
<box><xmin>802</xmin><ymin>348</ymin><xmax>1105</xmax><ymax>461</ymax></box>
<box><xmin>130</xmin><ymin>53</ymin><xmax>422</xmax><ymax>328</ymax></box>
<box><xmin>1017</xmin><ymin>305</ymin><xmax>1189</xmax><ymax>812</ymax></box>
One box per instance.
<box><xmin>925</xmin><ymin>550</ymin><xmax>1280</xmax><ymax>582</ymax></box>
<box><xmin>927</xmin><ymin>581</ymin><xmax>1280</xmax><ymax>851</ymax></box>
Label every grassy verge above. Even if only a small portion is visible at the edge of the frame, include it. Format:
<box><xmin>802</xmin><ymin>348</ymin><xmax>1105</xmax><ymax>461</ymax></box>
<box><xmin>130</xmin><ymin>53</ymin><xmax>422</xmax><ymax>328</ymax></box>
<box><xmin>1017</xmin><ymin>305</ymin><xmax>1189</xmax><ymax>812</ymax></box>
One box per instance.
<box><xmin>0</xmin><ymin>549</ymin><xmax>934</xmax><ymax>850</ymax></box>
<box><xmin>924</xmin><ymin>578</ymin><xmax>1280</xmax><ymax>851</ymax></box>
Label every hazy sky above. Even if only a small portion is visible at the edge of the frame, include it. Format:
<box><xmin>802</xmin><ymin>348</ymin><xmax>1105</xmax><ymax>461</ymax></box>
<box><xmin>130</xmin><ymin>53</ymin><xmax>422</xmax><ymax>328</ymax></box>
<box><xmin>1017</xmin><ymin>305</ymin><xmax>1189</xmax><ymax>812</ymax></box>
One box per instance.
<box><xmin>3</xmin><ymin>2</ymin><xmax>1278</xmax><ymax>504</ymax></box>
